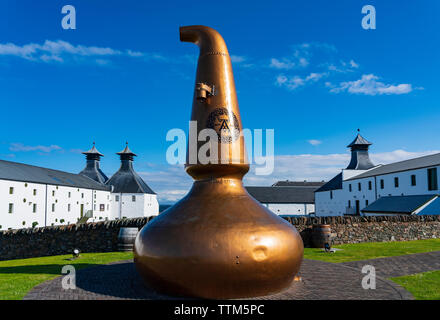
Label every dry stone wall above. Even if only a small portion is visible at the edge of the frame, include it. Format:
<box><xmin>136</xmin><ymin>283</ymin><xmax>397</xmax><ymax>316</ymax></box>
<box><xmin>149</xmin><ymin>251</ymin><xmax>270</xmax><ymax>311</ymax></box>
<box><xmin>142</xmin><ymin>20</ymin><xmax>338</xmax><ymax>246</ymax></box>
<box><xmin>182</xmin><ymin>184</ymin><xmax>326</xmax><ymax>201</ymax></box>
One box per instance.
<box><xmin>1</xmin><ymin>215</ymin><xmax>439</xmax><ymax>260</ymax></box>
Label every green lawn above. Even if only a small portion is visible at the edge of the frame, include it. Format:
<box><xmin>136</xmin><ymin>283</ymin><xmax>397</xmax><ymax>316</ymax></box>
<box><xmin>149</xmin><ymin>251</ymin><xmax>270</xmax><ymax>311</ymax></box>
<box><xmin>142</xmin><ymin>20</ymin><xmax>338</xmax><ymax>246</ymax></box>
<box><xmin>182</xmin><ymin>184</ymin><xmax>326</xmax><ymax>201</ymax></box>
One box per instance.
<box><xmin>391</xmin><ymin>270</ymin><xmax>440</xmax><ymax>300</ymax></box>
<box><xmin>0</xmin><ymin>252</ymin><xmax>133</xmax><ymax>300</ymax></box>
<box><xmin>303</xmin><ymin>238</ymin><xmax>440</xmax><ymax>263</ymax></box>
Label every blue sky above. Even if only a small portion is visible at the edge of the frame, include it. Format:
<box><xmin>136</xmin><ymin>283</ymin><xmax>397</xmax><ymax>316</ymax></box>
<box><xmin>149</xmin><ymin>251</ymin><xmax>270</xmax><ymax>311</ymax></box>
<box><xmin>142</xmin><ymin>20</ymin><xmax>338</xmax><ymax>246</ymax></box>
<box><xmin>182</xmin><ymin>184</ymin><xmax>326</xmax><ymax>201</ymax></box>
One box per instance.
<box><xmin>1</xmin><ymin>1</ymin><xmax>439</xmax><ymax>203</ymax></box>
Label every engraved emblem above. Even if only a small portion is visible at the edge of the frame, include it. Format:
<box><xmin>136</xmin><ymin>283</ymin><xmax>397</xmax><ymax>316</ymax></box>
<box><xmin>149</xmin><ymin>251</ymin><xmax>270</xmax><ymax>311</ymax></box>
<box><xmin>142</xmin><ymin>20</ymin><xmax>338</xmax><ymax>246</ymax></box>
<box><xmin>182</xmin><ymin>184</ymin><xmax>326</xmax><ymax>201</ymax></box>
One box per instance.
<box><xmin>206</xmin><ymin>107</ymin><xmax>240</xmax><ymax>143</ymax></box>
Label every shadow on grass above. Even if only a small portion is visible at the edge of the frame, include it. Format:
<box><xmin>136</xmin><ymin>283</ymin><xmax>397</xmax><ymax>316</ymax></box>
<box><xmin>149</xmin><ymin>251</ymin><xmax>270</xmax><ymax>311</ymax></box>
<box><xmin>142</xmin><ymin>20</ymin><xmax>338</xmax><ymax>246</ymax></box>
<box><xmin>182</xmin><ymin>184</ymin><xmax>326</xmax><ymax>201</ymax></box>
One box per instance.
<box><xmin>0</xmin><ymin>263</ymin><xmax>102</xmax><ymax>275</ymax></box>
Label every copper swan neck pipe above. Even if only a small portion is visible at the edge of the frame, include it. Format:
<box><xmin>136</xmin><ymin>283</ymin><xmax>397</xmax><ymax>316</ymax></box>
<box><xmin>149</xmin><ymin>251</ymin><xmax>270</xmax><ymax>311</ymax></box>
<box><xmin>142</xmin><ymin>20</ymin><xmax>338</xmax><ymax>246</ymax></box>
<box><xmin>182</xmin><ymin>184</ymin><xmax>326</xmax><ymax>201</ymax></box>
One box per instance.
<box><xmin>179</xmin><ymin>25</ymin><xmax>229</xmax><ymax>55</ymax></box>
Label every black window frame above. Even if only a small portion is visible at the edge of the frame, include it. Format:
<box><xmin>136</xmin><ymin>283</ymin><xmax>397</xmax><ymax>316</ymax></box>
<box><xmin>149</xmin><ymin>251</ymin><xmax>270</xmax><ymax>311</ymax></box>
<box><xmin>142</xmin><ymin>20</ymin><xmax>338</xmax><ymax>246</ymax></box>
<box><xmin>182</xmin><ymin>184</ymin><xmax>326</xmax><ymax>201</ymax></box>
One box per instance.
<box><xmin>380</xmin><ymin>179</ymin><xmax>384</xmax><ymax>189</ymax></box>
<box><xmin>394</xmin><ymin>177</ymin><xmax>399</xmax><ymax>188</ymax></box>
<box><xmin>411</xmin><ymin>174</ymin><xmax>416</xmax><ymax>186</ymax></box>
<box><xmin>428</xmin><ymin>168</ymin><xmax>438</xmax><ymax>191</ymax></box>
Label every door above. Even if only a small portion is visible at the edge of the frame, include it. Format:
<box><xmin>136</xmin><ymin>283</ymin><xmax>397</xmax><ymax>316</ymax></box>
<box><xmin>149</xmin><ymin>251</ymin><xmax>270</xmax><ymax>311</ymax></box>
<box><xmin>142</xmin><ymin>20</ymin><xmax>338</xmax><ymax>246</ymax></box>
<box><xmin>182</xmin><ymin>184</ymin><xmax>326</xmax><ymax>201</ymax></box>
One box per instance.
<box><xmin>355</xmin><ymin>200</ymin><xmax>360</xmax><ymax>215</ymax></box>
<box><xmin>80</xmin><ymin>204</ymin><xmax>84</xmax><ymax>218</ymax></box>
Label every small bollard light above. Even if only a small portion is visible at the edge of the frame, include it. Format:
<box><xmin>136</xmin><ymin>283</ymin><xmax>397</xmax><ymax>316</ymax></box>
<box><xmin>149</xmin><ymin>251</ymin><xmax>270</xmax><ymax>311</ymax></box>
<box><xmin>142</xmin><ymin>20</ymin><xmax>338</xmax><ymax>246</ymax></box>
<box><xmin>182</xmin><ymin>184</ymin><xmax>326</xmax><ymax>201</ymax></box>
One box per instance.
<box><xmin>73</xmin><ymin>248</ymin><xmax>80</xmax><ymax>258</ymax></box>
<box><xmin>324</xmin><ymin>242</ymin><xmax>331</xmax><ymax>252</ymax></box>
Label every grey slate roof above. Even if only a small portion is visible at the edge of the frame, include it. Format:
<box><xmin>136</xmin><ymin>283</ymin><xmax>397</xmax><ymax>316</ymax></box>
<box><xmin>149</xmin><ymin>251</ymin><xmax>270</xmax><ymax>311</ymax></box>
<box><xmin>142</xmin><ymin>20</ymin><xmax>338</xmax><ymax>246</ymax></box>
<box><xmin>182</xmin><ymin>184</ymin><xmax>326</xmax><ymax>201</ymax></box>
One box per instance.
<box><xmin>272</xmin><ymin>181</ymin><xmax>325</xmax><ymax>187</ymax></box>
<box><xmin>315</xmin><ymin>173</ymin><xmax>343</xmax><ymax>193</ymax></box>
<box><xmin>347</xmin><ymin>133</ymin><xmax>372</xmax><ymax>147</ymax></box>
<box><xmin>105</xmin><ymin>146</ymin><xmax>155</xmax><ymax>194</ymax></box>
<box><xmin>82</xmin><ymin>144</ymin><xmax>104</xmax><ymax>157</ymax></box>
<box><xmin>245</xmin><ymin>186</ymin><xmax>319</xmax><ymax>204</ymax></box>
<box><xmin>0</xmin><ymin>160</ymin><xmax>111</xmax><ymax>191</ymax></box>
<box><xmin>347</xmin><ymin>153</ymin><xmax>440</xmax><ymax>181</ymax></box>
<box><xmin>362</xmin><ymin>195</ymin><xmax>437</xmax><ymax>214</ymax></box>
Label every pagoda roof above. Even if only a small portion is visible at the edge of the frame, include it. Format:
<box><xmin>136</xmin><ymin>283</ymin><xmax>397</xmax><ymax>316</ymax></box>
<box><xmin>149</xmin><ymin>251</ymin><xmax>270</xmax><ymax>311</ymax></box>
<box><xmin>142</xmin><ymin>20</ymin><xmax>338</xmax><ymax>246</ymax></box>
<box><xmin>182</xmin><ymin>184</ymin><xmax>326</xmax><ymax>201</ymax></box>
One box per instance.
<box><xmin>347</xmin><ymin>133</ymin><xmax>372</xmax><ymax>148</ymax></box>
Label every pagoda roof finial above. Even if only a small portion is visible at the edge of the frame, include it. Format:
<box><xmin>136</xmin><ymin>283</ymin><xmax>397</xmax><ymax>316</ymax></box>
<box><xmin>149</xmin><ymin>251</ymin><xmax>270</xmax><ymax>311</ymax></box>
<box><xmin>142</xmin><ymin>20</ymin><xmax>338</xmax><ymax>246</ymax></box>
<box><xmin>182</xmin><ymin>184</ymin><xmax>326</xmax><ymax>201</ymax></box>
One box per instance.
<box><xmin>82</xmin><ymin>142</ymin><xmax>104</xmax><ymax>157</ymax></box>
<box><xmin>347</xmin><ymin>131</ymin><xmax>372</xmax><ymax>148</ymax></box>
<box><xmin>117</xmin><ymin>142</ymin><xmax>137</xmax><ymax>159</ymax></box>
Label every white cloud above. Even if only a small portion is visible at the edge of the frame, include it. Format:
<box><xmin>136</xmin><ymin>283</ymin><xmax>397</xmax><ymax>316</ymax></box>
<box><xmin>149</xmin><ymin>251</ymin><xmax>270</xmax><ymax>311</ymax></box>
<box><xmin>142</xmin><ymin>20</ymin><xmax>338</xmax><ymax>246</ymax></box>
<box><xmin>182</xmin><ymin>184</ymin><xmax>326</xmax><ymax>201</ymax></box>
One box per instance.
<box><xmin>0</xmin><ymin>40</ymin><xmax>163</xmax><ymax>65</ymax></box>
<box><xmin>9</xmin><ymin>143</ymin><xmax>62</xmax><ymax>153</ymax></box>
<box><xmin>308</xmin><ymin>139</ymin><xmax>322</xmax><ymax>146</ymax></box>
<box><xmin>330</xmin><ymin>74</ymin><xmax>417</xmax><ymax>95</ymax></box>
<box><xmin>270</xmin><ymin>58</ymin><xmax>297</xmax><ymax>70</ymax></box>
<box><xmin>230</xmin><ymin>55</ymin><xmax>246</xmax><ymax>63</ymax></box>
<box><xmin>276</xmin><ymin>72</ymin><xmax>327</xmax><ymax>91</ymax></box>
<box><xmin>349</xmin><ymin>59</ymin><xmax>359</xmax><ymax>68</ymax></box>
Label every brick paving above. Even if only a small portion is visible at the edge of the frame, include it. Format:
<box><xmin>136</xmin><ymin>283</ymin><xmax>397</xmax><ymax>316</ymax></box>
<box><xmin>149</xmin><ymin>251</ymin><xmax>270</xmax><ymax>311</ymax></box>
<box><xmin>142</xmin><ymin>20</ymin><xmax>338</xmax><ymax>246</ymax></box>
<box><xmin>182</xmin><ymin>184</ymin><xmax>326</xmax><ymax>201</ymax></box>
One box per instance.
<box><xmin>341</xmin><ymin>250</ymin><xmax>440</xmax><ymax>278</ymax></box>
<box><xmin>24</xmin><ymin>257</ymin><xmax>415</xmax><ymax>300</ymax></box>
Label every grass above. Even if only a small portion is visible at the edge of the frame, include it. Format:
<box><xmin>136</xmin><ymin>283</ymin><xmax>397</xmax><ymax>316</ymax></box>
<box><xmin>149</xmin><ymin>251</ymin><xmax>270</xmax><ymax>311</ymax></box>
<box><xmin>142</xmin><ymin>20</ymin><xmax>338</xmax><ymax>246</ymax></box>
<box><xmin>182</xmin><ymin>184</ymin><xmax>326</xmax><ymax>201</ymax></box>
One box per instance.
<box><xmin>391</xmin><ymin>270</ymin><xmax>440</xmax><ymax>300</ymax></box>
<box><xmin>0</xmin><ymin>252</ymin><xmax>133</xmax><ymax>300</ymax></box>
<box><xmin>303</xmin><ymin>238</ymin><xmax>440</xmax><ymax>263</ymax></box>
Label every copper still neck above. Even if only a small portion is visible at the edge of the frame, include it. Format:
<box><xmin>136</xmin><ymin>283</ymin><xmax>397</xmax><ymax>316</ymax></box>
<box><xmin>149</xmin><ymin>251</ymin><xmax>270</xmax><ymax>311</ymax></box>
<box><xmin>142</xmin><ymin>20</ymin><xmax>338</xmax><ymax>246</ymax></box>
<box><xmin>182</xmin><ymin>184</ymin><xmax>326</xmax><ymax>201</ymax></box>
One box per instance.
<box><xmin>180</xmin><ymin>26</ymin><xmax>248</xmax><ymax>181</ymax></box>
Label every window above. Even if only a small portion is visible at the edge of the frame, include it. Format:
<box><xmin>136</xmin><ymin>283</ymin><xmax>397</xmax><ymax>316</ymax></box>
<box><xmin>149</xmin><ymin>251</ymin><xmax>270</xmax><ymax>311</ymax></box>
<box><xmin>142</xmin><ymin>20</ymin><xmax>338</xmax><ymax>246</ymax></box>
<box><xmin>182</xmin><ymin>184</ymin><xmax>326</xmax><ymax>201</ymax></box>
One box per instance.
<box><xmin>94</xmin><ymin>193</ymin><xmax>96</xmax><ymax>199</ymax></box>
<box><xmin>68</xmin><ymin>192</ymin><xmax>71</xmax><ymax>198</ymax></box>
<box><xmin>52</xmin><ymin>203</ymin><xmax>55</xmax><ymax>212</ymax></box>
<box><xmin>394</xmin><ymin>177</ymin><xmax>399</xmax><ymax>188</ymax></box>
<box><xmin>411</xmin><ymin>174</ymin><xmax>416</xmax><ymax>186</ymax></box>
<box><xmin>132</xmin><ymin>195</ymin><xmax>136</xmax><ymax>202</ymax></box>
<box><xmin>68</xmin><ymin>204</ymin><xmax>71</xmax><ymax>212</ymax></box>
<box><xmin>428</xmin><ymin>168</ymin><xmax>438</xmax><ymax>191</ymax></box>
<box><xmin>94</xmin><ymin>204</ymin><xmax>96</xmax><ymax>210</ymax></box>
<box><xmin>380</xmin><ymin>179</ymin><xmax>384</xmax><ymax>189</ymax></box>
<box><xmin>33</xmin><ymin>204</ymin><xmax>37</xmax><ymax>213</ymax></box>
<box><xmin>365</xmin><ymin>200</ymin><xmax>369</xmax><ymax>206</ymax></box>
<box><xmin>349</xmin><ymin>184</ymin><xmax>352</xmax><ymax>192</ymax></box>
<box><xmin>368</xmin><ymin>181</ymin><xmax>372</xmax><ymax>190</ymax></box>
<box><xmin>33</xmin><ymin>189</ymin><xmax>37</xmax><ymax>196</ymax></box>
<box><xmin>358</xmin><ymin>183</ymin><xmax>361</xmax><ymax>191</ymax></box>
<box><xmin>115</xmin><ymin>195</ymin><xmax>119</xmax><ymax>202</ymax></box>
<box><xmin>100</xmin><ymin>204</ymin><xmax>105</xmax><ymax>212</ymax></box>
<box><xmin>348</xmin><ymin>200</ymin><xmax>351</xmax><ymax>208</ymax></box>
<box><xmin>330</xmin><ymin>190</ymin><xmax>333</xmax><ymax>199</ymax></box>
<box><xmin>24</xmin><ymin>183</ymin><xmax>28</xmax><ymax>187</ymax></box>
<box><xmin>107</xmin><ymin>204</ymin><xmax>109</xmax><ymax>210</ymax></box>
<box><xmin>52</xmin><ymin>190</ymin><xmax>55</xmax><ymax>196</ymax></box>
<box><xmin>81</xmin><ymin>193</ymin><xmax>84</xmax><ymax>198</ymax></box>
<box><xmin>9</xmin><ymin>187</ymin><xmax>14</xmax><ymax>194</ymax></box>
<box><xmin>8</xmin><ymin>203</ymin><xmax>13</xmax><ymax>214</ymax></box>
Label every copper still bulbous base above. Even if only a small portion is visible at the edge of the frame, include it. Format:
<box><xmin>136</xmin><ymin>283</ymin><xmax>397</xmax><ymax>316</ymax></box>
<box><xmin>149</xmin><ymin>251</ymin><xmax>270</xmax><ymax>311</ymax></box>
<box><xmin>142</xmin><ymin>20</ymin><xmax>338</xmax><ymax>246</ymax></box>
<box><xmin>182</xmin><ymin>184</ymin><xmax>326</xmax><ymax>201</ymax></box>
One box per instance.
<box><xmin>134</xmin><ymin>179</ymin><xmax>304</xmax><ymax>299</ymax></box>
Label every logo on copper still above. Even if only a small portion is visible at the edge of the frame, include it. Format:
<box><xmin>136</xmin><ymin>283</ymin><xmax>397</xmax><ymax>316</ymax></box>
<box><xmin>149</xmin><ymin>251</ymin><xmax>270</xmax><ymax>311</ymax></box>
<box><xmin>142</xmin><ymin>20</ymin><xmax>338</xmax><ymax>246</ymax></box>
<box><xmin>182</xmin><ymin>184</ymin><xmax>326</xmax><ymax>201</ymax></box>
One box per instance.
<box><xmin>206</xmin><ymin>107</ymin><xmax>240</xmax><ymax>143</ymax></box>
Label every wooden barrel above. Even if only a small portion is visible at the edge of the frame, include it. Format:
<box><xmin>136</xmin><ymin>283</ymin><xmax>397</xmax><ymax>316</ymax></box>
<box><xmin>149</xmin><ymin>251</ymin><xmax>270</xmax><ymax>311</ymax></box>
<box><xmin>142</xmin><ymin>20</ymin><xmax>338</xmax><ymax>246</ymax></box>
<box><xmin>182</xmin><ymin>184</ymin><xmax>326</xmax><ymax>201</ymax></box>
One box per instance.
<box><xmin>311</xmin><ymin>224</ymin><xmax>332</xmax><ymax>248</ymax></box>
<box><xmin>117</xmin><ymin>227</ymin><xmax>139</xmax><ymax>252</ymax></box>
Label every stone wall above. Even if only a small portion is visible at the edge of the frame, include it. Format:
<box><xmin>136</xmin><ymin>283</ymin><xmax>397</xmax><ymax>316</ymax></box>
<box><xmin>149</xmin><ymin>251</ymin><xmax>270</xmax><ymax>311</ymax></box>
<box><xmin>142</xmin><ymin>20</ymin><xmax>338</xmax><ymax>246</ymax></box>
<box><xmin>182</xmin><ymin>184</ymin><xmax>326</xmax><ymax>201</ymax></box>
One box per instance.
<box><xmin>0</xmin><ymin>217</ymin><xmax>152</xmax><ymax>261</ymax></box>
<box><xmin>1</xmin><ymin>215</ymin><xmax>439</xmax><ymax>261</ymax></box>
<box><xmin>284</xmin><ymin>215</ymin><xmax>440</xmax><ymax>246</ymax></box>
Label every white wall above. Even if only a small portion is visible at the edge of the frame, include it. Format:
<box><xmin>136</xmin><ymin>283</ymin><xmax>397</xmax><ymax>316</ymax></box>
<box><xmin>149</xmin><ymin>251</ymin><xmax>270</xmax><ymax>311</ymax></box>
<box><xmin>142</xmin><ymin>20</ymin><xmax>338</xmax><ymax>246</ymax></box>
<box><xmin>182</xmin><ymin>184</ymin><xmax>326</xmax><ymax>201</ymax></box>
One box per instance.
<box><xmin>0</xmin><ymin>179</ymin><xmax>46</xmax><ymax>230</ymax></box>
<box><xmin>315</xmin><ymin>165</ymin><xmax>440</xmax><ymax>216</ymax></box>
<box><xmin>262</xmin><ymin>203</ymin><xmax>315</xmax><ymax>215</ymax></box>
<box><xmin>0</xmin><ymin>179</ymin><xmax>114</xmax><ymax>230</ymax></box>
<box><xmin>110</xmin><ymin>193</ymin><xmax>159</xmax><ymax>219</ymax></box>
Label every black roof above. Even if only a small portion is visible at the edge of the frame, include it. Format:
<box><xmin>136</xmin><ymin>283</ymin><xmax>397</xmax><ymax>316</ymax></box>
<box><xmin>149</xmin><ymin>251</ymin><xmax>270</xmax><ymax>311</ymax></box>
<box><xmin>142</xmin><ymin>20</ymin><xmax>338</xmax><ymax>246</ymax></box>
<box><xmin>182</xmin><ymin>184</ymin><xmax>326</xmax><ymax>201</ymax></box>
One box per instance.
<box><xmin>106</xmin><ymin>146</ymin><xmax>155</xmax><ymax>194</ymax></box>
<box><xmin>315</xmin><ymin>172</ymin><xmax>343</xmax><ymax>193</ymax></box>
<box><xmin>82</xmin><ymin>143</ymin><xmax>104</xmax><ymax>157</ymax></box>
<box><xmin>347</xmin><ymin>153</ymin><xmax>440</xmax><ymax>181</ymax></box>
<box><xmin>245</xmin><ymin>186</ymin><xmax>319</xmax><ymax>204</ymax></box>
<box><xmin>0</xmin><ymin>160</ymin><xmax>111</xmax><ymax>191</ymax></box>
<box><xmin>362</xmin><ymin>195</ymin><xmax>437</xmax><ymax>214</ymax></box>
<box><xmin>272</xmin><ymin>181</ymin><xmax>325</xmax><ymax>187</ymax></box>
<box><xmin>347</xmin><ymin>133</ymin><xmax>372</xmax><ymax>148</ymax></box>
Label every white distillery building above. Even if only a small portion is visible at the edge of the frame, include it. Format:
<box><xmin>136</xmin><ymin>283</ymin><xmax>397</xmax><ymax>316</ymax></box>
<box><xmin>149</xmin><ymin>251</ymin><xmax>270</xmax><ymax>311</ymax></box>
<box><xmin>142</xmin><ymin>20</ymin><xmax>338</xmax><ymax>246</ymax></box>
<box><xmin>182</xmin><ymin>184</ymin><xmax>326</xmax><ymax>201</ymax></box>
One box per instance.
<box><xmin>245</xmin><ymin>181</ymin><xmax>324</xmax><ymax>216</ymax></box>
<box><xmin>0</xmin><ymin>143</ymin><xmax>158</xmax><ymax>230</ymax></box>
<box><xmin>315</xmin><ymin>133</ymin><xmax>440</xmax><ymax>216</ymax></box>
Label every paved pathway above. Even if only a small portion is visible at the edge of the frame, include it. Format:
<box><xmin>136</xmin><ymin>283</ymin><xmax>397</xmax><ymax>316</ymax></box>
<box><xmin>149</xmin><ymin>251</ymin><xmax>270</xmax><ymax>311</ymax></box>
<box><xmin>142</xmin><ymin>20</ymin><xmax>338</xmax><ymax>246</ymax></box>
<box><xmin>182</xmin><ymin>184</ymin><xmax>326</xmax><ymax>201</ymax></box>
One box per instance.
<box><xmin>341</xmin><ymin>251</ymin><xmax>440</xmax><ymax>278</ymax></box>
<box><xmin>24</xmin><ymin>258</ymin><xmax>413</xmax><ymax>300</ymax></box>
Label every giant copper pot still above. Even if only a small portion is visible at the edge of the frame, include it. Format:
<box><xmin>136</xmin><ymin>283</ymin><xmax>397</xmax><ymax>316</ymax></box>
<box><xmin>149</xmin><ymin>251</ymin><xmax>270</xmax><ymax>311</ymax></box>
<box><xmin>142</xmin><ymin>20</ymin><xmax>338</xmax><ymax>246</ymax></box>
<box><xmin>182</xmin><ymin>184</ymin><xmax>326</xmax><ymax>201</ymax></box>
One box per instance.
<box><xmin>134</xmin><ymin>25</ymin><xmax>304</xmax><ymax>299</ymax></box>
